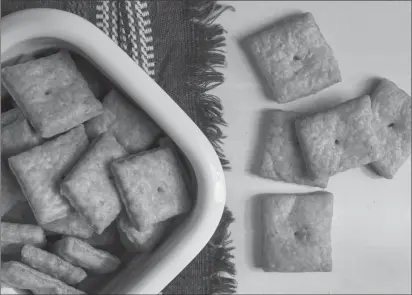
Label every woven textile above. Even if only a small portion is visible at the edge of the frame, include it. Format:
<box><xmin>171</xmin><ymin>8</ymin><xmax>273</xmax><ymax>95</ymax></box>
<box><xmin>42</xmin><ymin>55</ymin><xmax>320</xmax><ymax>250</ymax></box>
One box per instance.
<box><xmin>1</xmin><ymin>0</ymin><xmax>236</xmax><ymax>294</ymax></box>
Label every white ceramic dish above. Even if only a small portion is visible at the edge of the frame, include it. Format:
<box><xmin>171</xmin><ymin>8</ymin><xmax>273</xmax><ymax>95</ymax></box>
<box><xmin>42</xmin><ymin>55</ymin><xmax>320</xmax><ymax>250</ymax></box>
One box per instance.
<box><xmin>1</xmin><ymin>8</ymin><xmax>226</xmax><ymax>294</ymax></box>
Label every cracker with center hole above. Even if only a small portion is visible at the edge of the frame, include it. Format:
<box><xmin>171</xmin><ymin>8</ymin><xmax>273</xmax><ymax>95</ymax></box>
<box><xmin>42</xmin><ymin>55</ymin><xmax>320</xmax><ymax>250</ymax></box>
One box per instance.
<box><xmin>1</xmin><ymin>117</ymin><xmax>43</xmax><ymax>159</ymax></box>
<box><xmin>61</xmin><ymin>134</ymin><xmax>127</xmax><ymax>234</ymax></box>
<box><xmin>103</xmin><ymin>90</ymin><xmax>161</xmax><ymax>153</ymax></box>
<box><xmin>295</xmin><ymin>95</ymin><xmax>382</xmax><ymax>178</ymax></box>
<box><xmin>53</xmin><ymin>237</ymin><xmax>121</xmax><ymax>275</ymax></box>
<box><xmin>246</xmin><ymin>12</ymin><xmax>341</xmax><ymax>103</ymax></box>
<box><xmin>369</xmin><ymin>78</ymin><xmax>411</xmax><ymax>179</ymax></box>
<box><xmin>259</xmin><ymin>109</ymin><xmax>328</xmax><ymax>188</ymax></box>
<box><xmin>1</xmin><ymin>108</ymin><xmax>24</xmax><ymax>128</ymax></box>
<box><xmin>117</xmin><ymin>213</ymin><xmax>167</xmax><ymax>253</ymax></box>
<box><xmin>21</xmin><ymin>245</ymin><xmax>87</xmax><ymax>286</ymax></box>
<box><xmin>8</xmin><ymin>125</ymin><xmax>89</xmax><ymax>225</ymax></box>
<box><xmin>0</xmin><ymin>261</ymin><xmax>85</xmax><ymax>294</ymax></box>
<box><xmin>1</xmin><ymin>160</ymin><xmax>26</xmax><ymax>217</ymax></box>
<box><xmin>84</xmin><ymin>107</ymin><xmax>116</xmax><ymax>139</ymax></box>
<box><xmin>111</xmin><ymin>147</ymin><xmax>191</xmax><ymax>231</ymax></box>
<box><xmin>1</xmin><ymin>222</ymin><xmax>46</xmax><ymax>255</ymax></box>
<box><xmin>261</xmin><ymin>191</ymin><xmax>333</xmax><ymax>272</ymax></box>
<box><xmin>1</xmin><ymin>50</ymin><xmax>103</xmax><ymax>138</ymax></box>
<box><xmin>41</xmin><ymin>212</ymin><xmax>94</xmax><ymax>239</ymax></box>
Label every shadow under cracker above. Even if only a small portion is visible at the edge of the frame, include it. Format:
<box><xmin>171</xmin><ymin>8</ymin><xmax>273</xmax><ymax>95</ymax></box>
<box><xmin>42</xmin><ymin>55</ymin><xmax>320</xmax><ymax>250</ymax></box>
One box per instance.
<box><xmin>245</xmin><ymin>194</ymin><xmax>263</xmax><ymax>268</ymax></box>
<box><xmin>237</xmin><ymin>10</ymin><xmax>304</xmax><ymax>102</ymax></box>
<box><xmin>248</xmin><ymin>109</ymin><xmax>274</xmax><ymax>177</ymax></box>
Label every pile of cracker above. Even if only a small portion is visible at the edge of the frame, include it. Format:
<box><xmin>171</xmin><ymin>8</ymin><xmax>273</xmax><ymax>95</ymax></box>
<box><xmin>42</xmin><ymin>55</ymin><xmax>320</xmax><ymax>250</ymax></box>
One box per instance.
<box><xmin>246</xmin><ymin>12</ymin><xmax>411</xmax><ymax>272</ymax></box>
<box><xmin>1</xmin><ymin>51</ymin><xmax>191</xmax><ymax>294</ymax></box>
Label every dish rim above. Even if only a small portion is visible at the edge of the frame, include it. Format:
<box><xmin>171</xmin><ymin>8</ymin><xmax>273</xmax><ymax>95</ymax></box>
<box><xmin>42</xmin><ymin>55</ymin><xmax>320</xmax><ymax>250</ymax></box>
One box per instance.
<box><xmin>1</xmin><ymin>8</ymin><xmax>226</xmax><ymax>294</ymax></box>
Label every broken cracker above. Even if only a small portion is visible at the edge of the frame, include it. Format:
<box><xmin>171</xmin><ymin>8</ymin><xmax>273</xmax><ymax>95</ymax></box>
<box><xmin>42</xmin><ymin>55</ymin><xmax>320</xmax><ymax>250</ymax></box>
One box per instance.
<box><xmin>111</xmin><ymin>147</ymin><xmax>191</xmax><ymax>231</ymax></box>
<box><xmin>259</xmin><ymin>109</ymin><xmax>328</xmax><ymax>188</ymax></box>
<box><xmin>117</xmin><ymin>213</ymin><xmax>166</xmax><ymax>253</ymax></box>
<box><xmin>369</xmin><ymin>78</ymin><xmax>411</xmax><ymax>179</ymax></box>
<box><xmin>8</xmin><ymin>125</ymin><xmax>89</xmax><ymax>225</ymax></box>
<box><xmin>53</xmin><ymin>237</ymin><xmax>120</xmax><ymax>275</ymax></box>
<box><xmin>247</xmin><ymin>12</ymin><xmax>341</xmax><ymax>103</ymax></box>
<box><xmin>103</xmin><ymin>90</ymin><xmax>161</xmax><ymax>153</ymax></box>
<box><xmin>261</xmin><ymin>191</ymin><xmax>333</xmax><ymax>272</ymax></box>
<box><xmin>1</xmin><ymin>50</ymin><xmax>103</xmax><ymax>138</ymax></box>
<box><xmin>295</xmin><ymin>95</ymin><xmax>382</xmax><ymax>178</ymax></box>
<box><xmin>21</xmin><ymin>244</ymin><xmax>87</xmax><ymax>286</ymax></box>
<box><xmin>61</xmin><ymin>133</ymin><xmax>127</xmax><ymax>234</ymax></box>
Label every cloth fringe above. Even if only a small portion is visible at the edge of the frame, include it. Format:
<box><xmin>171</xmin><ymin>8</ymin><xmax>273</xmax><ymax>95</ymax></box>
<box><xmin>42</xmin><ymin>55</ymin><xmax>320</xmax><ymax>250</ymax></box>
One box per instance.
<box><xmin>185</xmin><ymin>0</ymin><xmax>234</xmax><ymax>170</ymax></box>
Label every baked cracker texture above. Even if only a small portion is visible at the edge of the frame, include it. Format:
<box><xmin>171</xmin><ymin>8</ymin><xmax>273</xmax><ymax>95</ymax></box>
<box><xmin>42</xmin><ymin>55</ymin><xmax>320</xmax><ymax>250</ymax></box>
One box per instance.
<box><xmin>369</xmin><ymin>78</ymin><xmax>411</xmax><ymax>179</ymax></box>
<box><xmin>42</xmin><ymin>212</ymin><xmax>94</xmax><ymax>239</ymax></box>
<box><xmin>103</xmin><ymin>90</ymin><xmax>161</xmax><ymax>153</ymax></box>
<box><xmin>1</xmin><ymin>222</ymin><xmax>46</xmax><ymax>255</ymax></box>
<box><xmin>61</xmin><ymin>133</ymin><xmax>127</xmax><ymax>234</ymax></box>
<box><xmin>0</xmin><ymin>261</ymin><xmax>85</xmax><ymax>294</ymax></box>
<box><xmin>53</xmin><ymin>237</ymin><xmax>121</xmax><ymax>275</ymax></box>
<box><xmin>8</xmin><ymin>125</ymin><xmax>89</xmax><ymax>225</ymax></box>
<box><xmin>111</xmin><ymin>147</ymin><xmax>191</xmax><ymax>231</ymax></box>
<box><xmin>247</xmin><ymin>12</ymin><xmax>341</xmax><ymax>103</ymax></box>
<box><xmin>1</xmin><ymin>160</ymin><xmax>26</xmax><ymax>217</ymax></box>
<box><xmin>1</xmin><ymin>50</ymin><xmax>103</xmax><ymax>138</ymax></box>
<box><xmin>295</xmin><ymin>95</ymin><xmax>382</xmax><ymax>178</ymax></box>
<box><xmin>261</xmin><ymin>191</ymin><xmax>333</xmax><ymax>272</ymax></box>
<box><xmin>117</xmin><ymin>213</ymin><xmax>167</xmax><ymax>253</ymax></box>
<box><xmin>21</xmin><ymin>244</ymin><xmax>87</xmax><ymax>286</ymax></box>
<box><xmin>259</xmin><ymin>109</ymin><xmax>328</xmax><ymax>188</ymax></box>
<box><xmin>84</xmin><ymin>107</ymin><xmax>116</xmax><ymax>139</ymax></box>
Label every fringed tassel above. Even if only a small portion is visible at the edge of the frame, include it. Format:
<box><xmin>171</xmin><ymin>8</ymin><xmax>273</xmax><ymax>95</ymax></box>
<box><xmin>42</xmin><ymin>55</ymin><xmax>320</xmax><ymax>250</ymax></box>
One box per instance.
<box><xmin>185</xmin><ymin>0</ymin><xmax>234</xmax><ymax>170</ymax></box>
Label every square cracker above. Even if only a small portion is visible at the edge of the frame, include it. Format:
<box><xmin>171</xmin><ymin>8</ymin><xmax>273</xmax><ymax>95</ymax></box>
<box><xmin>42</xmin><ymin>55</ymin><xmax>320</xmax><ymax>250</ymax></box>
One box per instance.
<box><xmin>103</xmin><ymin>90</ymin><xmax>161</xmax><ymax>153</ymax></box>
<box><xmin>369</xmin><ymin>78</ymin><xmax>411</xmax><ymax>179</ymax></box>
<box><xmin>61</xmin><ymin>134</ymin><xmax>127</xmax><ymax>234</ymax></box>
<box><xmin>1</xmin><ymin>50</ymin><xmax>103</xmax><ymax>138</ymax></box>
<box><xmin>111</xmin><ymin>147</ymin><xmax>191</xmax><ymax>230</ymax></box>
<box><xmin>295</xmin><ymin>95</ymin><xmax>382</xmax><ymax>178</ymax></box>
<box><xmin>261</xmin><ymin>191</ymin><xmax>333</xmax><ymax>272</ymax></box>
<box><xmin>0</xmin><ymin>261</ymin><xmax>85</xmax><ymax>294</ymax></box>
<box><xmin>259</xmin><ymin>110</ymin><xmax>328</xmax><ymax>188</ymax></box>
<box><xmin>53</xmin><ymin>237</ymin><xmax>121</xmax><ymax>275</ymax></box>
<box><xmin>1</xmin><ymin>116</ymin><xmax>43</xmax><ymax>159</ymax></box>
<box><xmin>8</xmin><ymin>125</ymin><xmax>89</xmax><ymax>225</ymax></box>
<box><xmin>247</xmin><ymin>12</ymin><xmax>341</xmax><ymax>103</ymax></box>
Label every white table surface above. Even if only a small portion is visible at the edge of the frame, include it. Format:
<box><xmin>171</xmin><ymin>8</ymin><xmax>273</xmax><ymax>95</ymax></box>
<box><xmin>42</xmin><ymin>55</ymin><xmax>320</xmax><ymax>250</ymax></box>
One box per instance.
<box><xmin>214</xmin><ymin>1</ymin><xmax>412</xmax><ymax>294</ymax></box>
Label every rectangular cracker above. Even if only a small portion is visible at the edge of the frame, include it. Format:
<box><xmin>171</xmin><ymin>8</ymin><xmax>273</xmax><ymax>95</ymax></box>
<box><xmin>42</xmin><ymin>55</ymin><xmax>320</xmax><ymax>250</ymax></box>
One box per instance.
<box><xmin>1</xmin><ymin>160</ymin><xmax>26</xmax><ymax>217</ymax></box>
<box><xmin>103</xmin><ymin>90</ymin><xmax>161</xmax><ymax>153</ymax></box>
<box><xmin>259</xmin><ymin>110</ymin><xmax>328</xmax><ymax>188</ymax></box>
<box><xmin>262</xmin><ymin>191</ymin><xmax>333</xmax><ymax>272</ymax></box>
<box><xmin>41</xmin><ymin>212</ymin><xmax>94</xmax><ymax>239</ymax></box>
<box><xmin>8</xmin><ymin>125</ymin><xmax>89</xmax><ymax>224</ymax></box>
<box><xmin>84</xmin><ymin>107</ymin><xmax>116</xmax><ymax>139</ymax></box>
<box><xmin>53</xmin><ymin>237</ymin><xmax>121</xmax><ymax>275</ymax></box>
<box><xmin>21</xmin><ymin>245</ymin><xmax>87</xmax><ymax>286</ymax></box>
<box><xmin>369</xmin><ymin>78</ymin><xmax>411</xmax><ymax>179</ymax></box>
<box><xmin>1</xmin><ymin>50</ymin><xmax>103</xmax><ymax>138</ymax></box>
<box><xmin>1</xmin><ymin>222</ymin><xmax>46</xmax><ymax>255</ymax></box>
<box><xmin>111</xmin><ymin>147</ymin><xmax>191</xmax><ymax>230</ymax></box>
<box><xmin>0</xmin><ymin>261</ymin><xmax>85</xmax><ymax>294</ymax></box>
<box><xmin>1</xmin><ymin>116</ymin><xmax>43</xmax><ymax>158</ymax></box>
<box><xmin>117</xmin><ymin>213</ymin><xmax>166</xmax><ymax>253</ymax></box>
<box><xmin>247</xmin><ymin>12</ymin><xmax>341</xmax><ymax>103</ymax></box>
<box><xmin>295</xmin><ymin>95</ymin><xmax>382</xmax><ymax>178</ymax></box>
<box><xmin>61</xmin><ymin>134</ymin><xmax>127</xmax><ymax>234</ymax></box>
